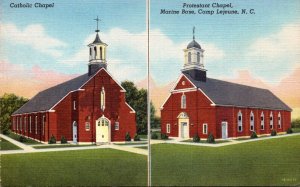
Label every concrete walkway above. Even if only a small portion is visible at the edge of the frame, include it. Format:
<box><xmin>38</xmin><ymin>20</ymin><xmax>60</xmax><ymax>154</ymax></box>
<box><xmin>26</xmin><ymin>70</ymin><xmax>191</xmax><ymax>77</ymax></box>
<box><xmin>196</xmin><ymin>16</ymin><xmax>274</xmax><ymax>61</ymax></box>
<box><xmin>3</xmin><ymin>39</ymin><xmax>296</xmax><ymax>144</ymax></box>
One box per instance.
<box><xmin>0</xmin><ymin>134</ymin><xmax>35</xmax><ymax>151</ymax></box>
<box><xmin>163</xmin><ymin>133</ymin><xmax>300</xmax><ymax>147</ymax></box>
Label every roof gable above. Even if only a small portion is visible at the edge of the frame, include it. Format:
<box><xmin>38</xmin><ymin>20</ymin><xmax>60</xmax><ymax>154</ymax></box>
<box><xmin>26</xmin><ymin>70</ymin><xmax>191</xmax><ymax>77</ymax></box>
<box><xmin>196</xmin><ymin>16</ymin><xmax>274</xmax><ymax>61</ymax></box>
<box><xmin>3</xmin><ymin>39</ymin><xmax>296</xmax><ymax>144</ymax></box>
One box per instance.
<box><xmin>172</xmin><ymin>74</ymin><xmax>196</xmax><ymax>91</ymax></box>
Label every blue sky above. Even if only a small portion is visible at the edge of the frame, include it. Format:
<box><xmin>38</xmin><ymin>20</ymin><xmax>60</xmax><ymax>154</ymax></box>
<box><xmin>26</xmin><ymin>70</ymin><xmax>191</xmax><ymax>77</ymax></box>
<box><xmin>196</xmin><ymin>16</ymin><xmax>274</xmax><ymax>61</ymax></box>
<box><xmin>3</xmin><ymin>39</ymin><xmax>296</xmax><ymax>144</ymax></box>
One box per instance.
<box><xmin>1</xmin><ymin>0</ymin><xmax>299</xmax><ymax>87</ymax></box>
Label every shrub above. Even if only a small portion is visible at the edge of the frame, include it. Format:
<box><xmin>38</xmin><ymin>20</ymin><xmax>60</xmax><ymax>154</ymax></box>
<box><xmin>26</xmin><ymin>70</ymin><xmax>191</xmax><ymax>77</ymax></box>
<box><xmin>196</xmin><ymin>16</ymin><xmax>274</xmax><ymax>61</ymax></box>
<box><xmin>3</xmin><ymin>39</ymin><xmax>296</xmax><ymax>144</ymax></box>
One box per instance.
<box><xmin>3</xmin><ymin>129</ymin><xmax>11</xmax><ymax>135</ymax></box>
<box><xmin>19</xmin><ymin>136</ymin><xmax>27</xmax><ymax>143</ymax></box>
<box><xmin>286</xmin><ymin>128</ymin><xmax>293</xmax><ymax>134</ymax></box>
<box><xmin>125</xmin><ymin>132</ymin><xmax>131</xmax><ymax>141</ymax></box>
<box><xmin>193</xmin><ymin>134</ymin><xmax>200</xmax><ymax>143</ymax></box>
<box><xmin>48</xmin><ymin>135</ymin><xmax>56</xmax><ymax>144</ymax></box>
<box><xmin>61</xmin><ymin>136</ymin><xmax>67</xmax><ymax>144</ymax></box>
<box><xmin>134</xmin><ymin>134</ymin><xmax>140</xmax><ymax>141</ymax></box>
<box><xmin>271</xmin><ymin>129</ymin><xmax>277</xmax><ymax>136</ymax></box>
<box><xmin>250</xmin><ymin>131</ymin><xmax>258</xmax><ymax>139</ymax></box>
<box><xmin>206</xmin><ymin>133</ymin><xmax>215</xmax><ymax>143</ymax></box>
<box><xmin>161</xmin><ymin>133</ymin><xmax>169</xmax><ymax>140</ymax></box>
<box><xmin>291</xmin><ymin>118</ymin><xmax>300</xmax><ymax>128</ymax></box>
<box><xmin>151</xmin><ymin>132</ymin><xmax>158</xmax><ymax>139</ymax></box>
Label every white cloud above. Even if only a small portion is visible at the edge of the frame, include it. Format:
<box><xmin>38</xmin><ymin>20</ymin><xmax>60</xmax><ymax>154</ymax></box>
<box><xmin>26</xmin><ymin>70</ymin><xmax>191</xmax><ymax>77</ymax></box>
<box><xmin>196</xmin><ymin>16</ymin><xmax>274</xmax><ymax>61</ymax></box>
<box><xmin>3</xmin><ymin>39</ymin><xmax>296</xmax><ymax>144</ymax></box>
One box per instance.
<box><xmin>0</xmin><ymin>22</ymin><xmax>67</xmax><ymax>58</ymax></box>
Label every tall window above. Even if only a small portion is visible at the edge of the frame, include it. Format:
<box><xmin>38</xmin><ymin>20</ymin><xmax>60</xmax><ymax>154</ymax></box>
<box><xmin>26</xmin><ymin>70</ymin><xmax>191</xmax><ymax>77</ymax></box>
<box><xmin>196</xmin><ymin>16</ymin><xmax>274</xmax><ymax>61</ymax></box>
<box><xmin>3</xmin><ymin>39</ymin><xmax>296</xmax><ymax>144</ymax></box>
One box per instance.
<box><xmin>94</xmin><ymin>47</ymin><xmax>97</xmax><ymax>58</ymax></box>
<box><xmin>278</xmin><ymin>112</ymin><xmax>282</xmax><ymax>129</ymax></box>
<box><xmin>17</xmin><ymin>117</ymin><xmax>19</xmax><ymax>130</ymax></box>
<box><xmin>73</xmin><ymin>101</ymin><xmax>76</xmax><ymax>110</ymax></box>
<box><xmin>115</xmin><ymin>122</ymin><xmax>119</xmax><ymax>130</ymax></box>
<box><xmin>270</xmin><ymin>112</ymin><xmax>273</xmax><ymax>129</ymax></box>
<box><xmin>203</xmin><ymin>123</ymin><xmax>208</xmax><ymax>134</ymax></box>
<box><xmin>100</xmin><ymin>87</ymin><xmax>105</xmax><ymax>111</ymax></box>
<box><xmin>24</xmin><ymin>116</ymin><xmax>27</xmax><ymax>132</ymax></box>
<box><xmin>166</xmin><ymin>123</ymin><xmax>170</xmax><ymax>133</ymax></box>
<box><xmin>181</xmin><ymin>94</ymin><xmax>186</xmax><ymax>109</ymax></box>
<box><xmin>42</xmin><ymin>116</ymin><xmax>45</xmax><ymax>135</ymax></box>
<box><xmin>250</xmin><ymin>111</ymin><xmax>254</xmax><ymax>131</ymax></box>
<box><xmin>188</xmin><ymin>52</ymin><xmax>191</xmax><ymax>63</ymax></box>
<box><xmin>13</xmin><ymin>118</ymin><xmax>16</xmax><ymax>130</ymax></box>
<box><xmin>29</xmin><ymin>116</ymin><xmax>32</xmax><ymax>133</ymax></box>
<box><xmin>20</xmin><ymin>117</ymin><xmax>22</xmax><ymax>131</ymax></box>
<box><xmin>197</xmin><ymin>52</ymin><xmax>200</xmax><ymax>63</ymax></box>
<box><xmin>89</xmin><ymin>48</ymin><xmax>92</xmax><ymax>56</ymax></box>
<box><xmin>237</xmin><ymin>111</ymin><xmax>243</xmax><ymax>132</ymax></box>
<box><xmin>261</xmin><ymin>112</ymin><xmax>264</xmax><ymax>130</ymax></box>
<box><xmin>35</xmin><ymin>116</ymin><xmax>38</xmax><ymax>134</ymax></box>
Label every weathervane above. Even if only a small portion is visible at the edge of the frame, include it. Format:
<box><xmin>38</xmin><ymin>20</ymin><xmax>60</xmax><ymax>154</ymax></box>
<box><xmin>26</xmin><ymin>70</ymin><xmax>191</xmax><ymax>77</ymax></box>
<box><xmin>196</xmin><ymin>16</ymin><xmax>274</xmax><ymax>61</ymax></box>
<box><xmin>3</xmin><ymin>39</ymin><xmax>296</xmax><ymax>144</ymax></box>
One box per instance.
<box><xmin>94</xmin><ymin>16</ymin><xmax>100</xmax><ymax>33</ymax></box>
<box><xmin>193</xmin><ymin>26</ymin><xmax>195</xmax><ymax>40</ymax></box>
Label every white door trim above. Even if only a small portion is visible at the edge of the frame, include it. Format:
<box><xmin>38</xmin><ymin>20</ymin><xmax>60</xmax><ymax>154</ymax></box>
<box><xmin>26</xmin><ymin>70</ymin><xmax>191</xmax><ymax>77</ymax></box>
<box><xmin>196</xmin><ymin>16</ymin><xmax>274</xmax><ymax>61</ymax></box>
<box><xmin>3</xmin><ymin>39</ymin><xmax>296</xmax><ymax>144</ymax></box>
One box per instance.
<box><xmin>96</xmin><ymin>115</ymin><xmax>111</xmax><ymax>143</ymax></box>
<box><xmin>221</xmin><ymin>121</ymin><xmax>228</xmax><ymax>139</ymax></box>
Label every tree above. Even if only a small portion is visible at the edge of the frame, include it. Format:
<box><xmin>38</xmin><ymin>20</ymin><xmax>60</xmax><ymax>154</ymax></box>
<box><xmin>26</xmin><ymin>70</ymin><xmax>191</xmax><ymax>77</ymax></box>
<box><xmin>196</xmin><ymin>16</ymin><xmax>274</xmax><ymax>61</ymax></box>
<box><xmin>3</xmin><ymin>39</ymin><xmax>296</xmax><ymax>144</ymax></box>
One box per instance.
<box><xmin>0</xmin><ymin>93</ymin><xmax>28</xmax><ymax>133</ymax></box>
<box><xmin>121</xmin><ymin>81</ymin><xmax>159</xmax><ymax>134</ymax></box>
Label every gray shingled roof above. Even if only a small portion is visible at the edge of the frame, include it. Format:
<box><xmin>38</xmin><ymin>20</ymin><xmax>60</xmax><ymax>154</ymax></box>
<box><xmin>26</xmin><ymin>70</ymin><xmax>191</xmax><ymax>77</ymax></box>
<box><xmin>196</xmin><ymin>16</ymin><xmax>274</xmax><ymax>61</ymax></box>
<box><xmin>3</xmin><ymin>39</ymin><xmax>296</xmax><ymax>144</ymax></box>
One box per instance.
<box><xmin>12</xmin><ymin>73</ymin><xmax>91</xmax><ymax>115</ymax></box>
<box><xmin>183</xmin><ymin>73</ymin><xmax>292</xmax><ymax>111</ymax></box>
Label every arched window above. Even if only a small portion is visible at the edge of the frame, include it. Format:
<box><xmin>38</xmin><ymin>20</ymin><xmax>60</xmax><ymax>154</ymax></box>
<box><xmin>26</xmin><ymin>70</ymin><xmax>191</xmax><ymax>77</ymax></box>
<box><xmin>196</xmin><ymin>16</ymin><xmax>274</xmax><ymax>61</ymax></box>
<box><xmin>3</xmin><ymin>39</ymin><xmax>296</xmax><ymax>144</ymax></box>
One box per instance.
<box><xmin>237</xmin><ymin>110</ymin><xmax>243</xmax><ymax>132</ymax></box>
<box><xmin>94</xmin><ymin>47</ymin><xmax>97</xmax><ymax>58</ymax></box>
<box><xmin>278</xmin><ymin>112</ymin><xmax>281</xmax><ymax>129</ymax></box>
<box><xmin>42</xmin><ymin>116</ymin><xmax>45</xmax><ymax>135</ymax></box>
<box><xmin>188</xmin><ymin>52</ymin><xmax>191</xmax><ymax>63</ymax></box>
<box><xmin>100</xmin><ymin>87</ymin><xmax>105</xmax><ymax>111</ymax></box>
<box><xmin>250</xmin><ymin>111</ymin><xmax>254</xmax><ymax>131</ymax></box>
<box><xmin>197</xmin><ymin>52</ymin><xmax>200</xmax><ymax>63</ymax></box>
<box><xmin>20</xmin><ymin>117</ymin><xmax>22</xmax><ymax>131</ymax></box>
<box><xmin>100</xmin><ymin>47</ymin><xmax>103</xmax><ymax>60</ymax></box>
<box><xmin>35</xmin><ymin>116</ymin><xmax>38</xmax><ymax>134</ymax></box>
<box><xmin>181</xmin><ymin>94</ymin><xmax>186</xmax><ymax>109</ymax></box>
<box><xmin>270</xmin><ymin>112</ymin><xmax>273</xmax><ymax>129</ymax></box>
<box><xmin>29</xmin><ymin>116</ymin><xmax>32</xmax><ymax>133</ymax></box>
<box><xmin>261</xmin><ymin>112</ymin><xmax>264</xmax><ymax>130</ymax></box>
<box><xmin>24</xmin><ymin>116</ymin><xmax>27</xmax><ymax>132</ymax></box>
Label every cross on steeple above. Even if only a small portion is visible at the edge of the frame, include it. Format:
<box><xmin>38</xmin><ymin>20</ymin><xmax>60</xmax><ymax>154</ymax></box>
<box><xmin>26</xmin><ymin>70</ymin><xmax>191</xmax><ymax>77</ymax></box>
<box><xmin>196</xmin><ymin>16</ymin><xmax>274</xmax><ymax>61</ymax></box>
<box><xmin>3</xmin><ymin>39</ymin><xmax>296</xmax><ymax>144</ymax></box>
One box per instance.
<box><xmin>94</xmin><ymin>16</ymin><xmax>100</xmax><ymax>33</ymax></box>
<box><xmin>193</xmin><ymin>26</ymin><xmax>195</xmax><ymax>40</ymax></box>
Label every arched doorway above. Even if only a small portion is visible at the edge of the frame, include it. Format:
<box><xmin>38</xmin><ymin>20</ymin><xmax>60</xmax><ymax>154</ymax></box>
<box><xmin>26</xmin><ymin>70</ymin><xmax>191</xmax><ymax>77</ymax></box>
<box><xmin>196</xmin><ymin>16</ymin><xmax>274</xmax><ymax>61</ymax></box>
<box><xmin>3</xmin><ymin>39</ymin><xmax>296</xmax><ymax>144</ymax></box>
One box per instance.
<box><xmin>72</xmin><ymin>121</ymin><xmax>78</xmax><ymax>143</ymax></box>
<box><xmin>96</xmin><ymin>116</ymin><xmax>110</xmax><ymax>143</ymax></box>
<box><xmin>177</xmin><ymin>112</ymin><xmax>189</xmax><ymax>139</ymax></box>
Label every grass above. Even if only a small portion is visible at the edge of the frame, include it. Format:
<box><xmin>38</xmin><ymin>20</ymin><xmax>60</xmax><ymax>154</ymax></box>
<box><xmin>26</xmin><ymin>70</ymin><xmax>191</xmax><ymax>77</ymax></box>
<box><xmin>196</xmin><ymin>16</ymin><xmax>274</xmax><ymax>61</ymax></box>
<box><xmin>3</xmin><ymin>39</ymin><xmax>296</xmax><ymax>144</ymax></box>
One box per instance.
<box><xmin>137</xmin><ymin>146</ymin><xmax>148</xmax><ymax>150</ymax></box>
<box><xmin>6</xmin><ymin>132</ymin><xmax>42</xmax><ymax>145</ymax></box>
<box><xmin>113</xmin><ymin>142</ymin><xmax>147</xmax><ymax>146</ymax></box>
<box><xmin>0</xmin><ymin>138</ymin><xmax>22</xmax><ymax>150</ymax></box>
<box><xmin>33</xmin><ymin>144</ymin><xmax>95</xmax><ymax>149</ymax></box>
<box><xmin>181</xmin><ymin>139</ymin><xmax>231</xmax><ymax>144</ymax></box>
<box><xmin>152</xmin><ymin>135</ymin><xmax>300</xmax><ymax>186</ymax></box>
<box><xmin>1</xmin><ymin>148</ymin><xmax>147</xmax><ymax>186</ymax></box>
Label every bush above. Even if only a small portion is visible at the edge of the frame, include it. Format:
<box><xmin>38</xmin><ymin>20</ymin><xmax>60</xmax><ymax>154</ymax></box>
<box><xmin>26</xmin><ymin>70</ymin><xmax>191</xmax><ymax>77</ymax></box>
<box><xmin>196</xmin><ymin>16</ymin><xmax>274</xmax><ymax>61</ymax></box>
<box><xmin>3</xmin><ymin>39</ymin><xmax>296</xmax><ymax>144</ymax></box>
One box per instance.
<box><xmin>161</xmin><ymin>133</ymin><xmax>169</xmax><ymax>140</ymax></box>
<box><xmin>125</xmin><ymin>132</ymin><xmax>131</xmax><ymax>141</ymax></box>
<box><xmin>206</xmin><ymin>133</ymin><xmax>215</xmax><ymax>143</ymax></box>
<box><xmin>19</xmin><ymin>136</ymin><xmax>27</xmax><ymax>143</ymax></box>
<box><xmin>286</xmin><ymin>128</ymin><xmax>293</xmax><ymax>134</ymax></box>
<box><xmin>193</xmin><ymin>134</ymin><xmax>200</xmax><ymax>142</ymax></box>
<box><xmin>271</xmin><ymin>129</ymin><xmax>277</xmax><ymax>136</ymax></box>
<box><xmin>250</xmin><ymin>131</ymin><xmax>258</xmax><ymax>139</ymax></box>
<box><xmin>3</xmin><ymin>129</ymin><xmax>11</xmax><ymax>135</ymax></box>
<box><xmin>151</xmin><ymin>132</ymin><xmax>158</xmax><ymax>139</ymax></box>
<box><xmin>48</xmin><ymin>135</ymin><xmax>56</xmax><ymax>144</ymax></box>
<box><xmin>291</xmin><ymin>118</ymin><xmax>300</xmax><ymax>128</ymax></box>
<box><xmin>61</xmin><ymin>136</ymin><xmax>67</xmax><ymax>144</ymax></box>
<box><xmin>134</xmin><ymin>134</ymin><xmax>140</xmax><ymax>141</ymax></box>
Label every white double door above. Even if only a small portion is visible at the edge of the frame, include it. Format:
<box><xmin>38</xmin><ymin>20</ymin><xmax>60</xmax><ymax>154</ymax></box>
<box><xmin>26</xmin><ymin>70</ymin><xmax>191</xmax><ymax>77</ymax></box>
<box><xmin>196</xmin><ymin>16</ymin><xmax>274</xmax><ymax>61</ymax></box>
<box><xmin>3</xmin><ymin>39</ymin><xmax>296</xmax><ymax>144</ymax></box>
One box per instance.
<box><xmin>96</xmin><ymin>117</ymin><xmax>110</xmax><ymax>143</ymax></box>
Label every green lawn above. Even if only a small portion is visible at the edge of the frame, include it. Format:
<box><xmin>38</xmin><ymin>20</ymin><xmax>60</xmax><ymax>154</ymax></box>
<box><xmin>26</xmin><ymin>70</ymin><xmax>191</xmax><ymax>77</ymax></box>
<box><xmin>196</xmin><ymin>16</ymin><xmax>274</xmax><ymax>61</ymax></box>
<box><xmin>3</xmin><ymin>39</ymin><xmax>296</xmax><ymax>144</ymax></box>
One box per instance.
<box><xmin>1</xmin><ymin>148</ymin><xmax>147</xmax><ymax>186</ymax></box>
<box><xmin>152</xmin><ymin>135</ymin><xmax>300</xmax><ymax>186</ymax></box>
<box><xmin>33</xmin><ymin>144</ymin><xmax>95</xmax><ymax>149</ymax></box>
<box><xmin>0</xmin><ymin>138</ymin><xmax>22</xmax><ymax>150</ymax></box>
<box><xmin>181</xmin><ymin>139</ymin><xmax>231</xmax><ymax>144</ymax></box>
<box><xmin>6</xmin><ymin>133</ymin><xmax>42</xmax><ymax>145</ymax></box>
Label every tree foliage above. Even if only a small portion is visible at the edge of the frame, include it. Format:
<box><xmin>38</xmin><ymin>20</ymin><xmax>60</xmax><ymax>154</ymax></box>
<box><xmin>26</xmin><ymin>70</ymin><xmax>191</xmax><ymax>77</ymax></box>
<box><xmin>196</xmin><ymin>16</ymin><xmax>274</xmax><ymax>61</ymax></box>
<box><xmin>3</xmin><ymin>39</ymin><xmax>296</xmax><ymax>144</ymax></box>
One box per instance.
<box><xmin>121</xmin><ymin>81</ymin><xmax>160</xmax><ymax>134</ymax></box>
<box><xmin>291</xmin><ymin>118</ymin><xmax>300</xmax><ymax>128</ymax></box>
<box><xmin>0</xmin><ymin>93</ymin><xmax>28</xmax><ymax>133</ymax></box>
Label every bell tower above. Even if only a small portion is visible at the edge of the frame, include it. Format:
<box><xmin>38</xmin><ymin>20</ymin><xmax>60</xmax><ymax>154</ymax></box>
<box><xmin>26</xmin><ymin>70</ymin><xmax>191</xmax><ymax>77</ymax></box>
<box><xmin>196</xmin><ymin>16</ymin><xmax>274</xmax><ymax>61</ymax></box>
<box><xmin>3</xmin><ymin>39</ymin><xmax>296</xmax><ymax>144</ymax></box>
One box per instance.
<box><xmin>182</xmin><ymin>27</ymin><xmax>207</xmax><ymax>82</ymax></box>
<box><xmin>88</xmin><ymin>16</ymin><xmax>108</xmax><ymax>76</ymax></box>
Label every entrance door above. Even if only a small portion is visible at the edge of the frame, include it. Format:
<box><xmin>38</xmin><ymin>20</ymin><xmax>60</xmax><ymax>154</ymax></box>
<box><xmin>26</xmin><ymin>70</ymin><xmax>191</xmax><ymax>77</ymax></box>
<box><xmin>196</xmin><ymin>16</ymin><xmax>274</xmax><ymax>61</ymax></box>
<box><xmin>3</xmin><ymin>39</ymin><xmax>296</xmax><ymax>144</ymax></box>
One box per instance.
<box><xmin>96</xmin><ymin>117</ymin><xmax>110</xmax><ymax>143</ymax></box>
<box><xmin>181</xmin><ymin>122</ymin><xmax>188</xmax><ymax>138</ymax></box>
<box><xmin>72</xmin><ymin>121</ymin><xmax>77</xmax><ymax>143</ymax></box>
<box><xmin>221</xmin><ymin>122</ymin><xmax>228</xmax><ymax>139</ymax></box>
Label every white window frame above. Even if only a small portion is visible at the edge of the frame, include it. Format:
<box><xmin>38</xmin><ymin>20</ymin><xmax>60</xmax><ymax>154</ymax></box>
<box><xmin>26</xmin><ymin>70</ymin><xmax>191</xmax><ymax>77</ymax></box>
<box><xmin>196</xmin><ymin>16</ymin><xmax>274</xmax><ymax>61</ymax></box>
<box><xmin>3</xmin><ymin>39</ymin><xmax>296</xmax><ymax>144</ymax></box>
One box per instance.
<box><xmin>35</xmin><ymin>116</ymin><xmax>38</xmax><ymax>134</ymax></box>
<box><xmin>278</xmin><ymin>112</ymin><xmax>282</xmax><ymax>129</ymax></box>
<box><xmin>261</xmin><ymin>112</ymin><xmax>264</xmax><ymax>130</ymax></box>
<box><xmin>13</xmin><ymin>118</ymin><xmax>16</xmax><ymax>130</ymax></box>
<box><xmin>166</xmin><ymin>123</ymin><xmax>170</xmax><ymax>133</ymax></box>
<box><xmin>100</xmin><ymin>87</ymin><xmax>105</xmax><ymax>111</ymax></box>
<box><xmin>42</xmin><ymin>116</ymin><xmax>45</xmax><ymax>135</ymax></box>
<box><xmin>20</xmin><ymin>117</ymin><xmax>22</xmax><ymax>132</ymax></box>
<box><xmin>17</xmin><ymin>117</ymin><xmax>19</xmax><ymax>130</ymax></box>
<box><xmin>181</xmin><ymin>94</ymin><xmax>186</xmax><ymax>109</ymax></box>
<box><xmin>237</xmin><ymin>110</ymin><xmax>243</xmax><ymax>132</ymax></box>
<box><xmin>270</xmin><ymin>112</ymin><xmax>273</xmax><ymax>129</ymax></box>
<box><xmin>29</xmin><ymin>116</ymin><xmax>32</xmax><ymax>133</ymax></box>
<box><xmin>203</xmin><ymin>123</ymin><xmax>208</xmax><ymax>134</ymax></box>
<box><xmin>115</xmin><ymin>122</ymin><xmax>119</xmax><ymax>131</ymax></box>
<box><xmin>250</xmin><ymin>111</ymin><xmax>254</xmax><ymax>131</ymax></box>
<box><xmin>85</xmin><ymin>122</ymin><xmax>90</xmax><ymax>131</ymax></box>
<box><xmin>73</xmin><ymin>100</ymin><xmax>76</xmax><ymax>110</ymax></box>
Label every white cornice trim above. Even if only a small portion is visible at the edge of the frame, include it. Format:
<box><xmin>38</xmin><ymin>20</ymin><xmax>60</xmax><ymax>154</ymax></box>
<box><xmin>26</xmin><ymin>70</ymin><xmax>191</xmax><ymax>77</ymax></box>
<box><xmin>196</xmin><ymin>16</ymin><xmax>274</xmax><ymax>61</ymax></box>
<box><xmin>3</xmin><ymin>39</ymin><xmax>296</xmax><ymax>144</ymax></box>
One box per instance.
<box><xmin>170</xmin><ymin>73</ymin><xmax>197</xmax><ymax>91</ymax></box>
<box><xmin>198</xmin><ymin>88</ymin><xmax>215</xmax><ymax>105</ymax></box>
<box><xmin>171</xmin><ymin>88</ymin><xmax>197</xmax><ymax>93</ymax></box>
<box><xmin>160</xmin><ymin>93</ymin><xmax>172</xmax><ymax>110</ymax></box>
<box><xmin>125</xmin><ymin>102</ymin><xmax>136</xmax><ymax>113</ymax></box>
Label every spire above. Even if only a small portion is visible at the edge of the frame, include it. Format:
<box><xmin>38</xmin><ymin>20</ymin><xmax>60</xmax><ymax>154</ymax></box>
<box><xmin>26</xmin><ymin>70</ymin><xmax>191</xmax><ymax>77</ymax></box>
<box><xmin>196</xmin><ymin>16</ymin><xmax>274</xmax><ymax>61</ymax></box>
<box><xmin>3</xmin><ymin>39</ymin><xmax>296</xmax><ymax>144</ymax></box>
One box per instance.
<box><xmin>193</xmin><ymin>26</ymin><xmax>195</xmax><ymax>40</ymax></box>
